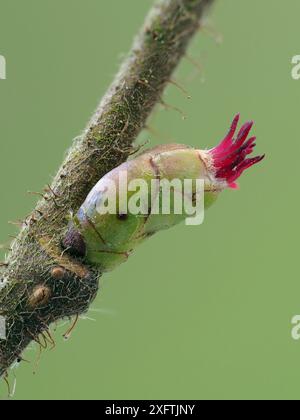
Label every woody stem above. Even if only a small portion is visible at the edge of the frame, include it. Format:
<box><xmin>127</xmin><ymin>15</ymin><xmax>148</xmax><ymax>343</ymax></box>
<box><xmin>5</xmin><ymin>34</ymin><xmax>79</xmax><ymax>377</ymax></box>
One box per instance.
<box><xmin>0</xmin><ymin>0</ymin><xmax>214</xmax><ymax>377</ymax></box>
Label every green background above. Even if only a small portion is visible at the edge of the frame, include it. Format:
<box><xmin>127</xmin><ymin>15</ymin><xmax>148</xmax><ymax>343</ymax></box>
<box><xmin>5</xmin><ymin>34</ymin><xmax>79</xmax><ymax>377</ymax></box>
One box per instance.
<box><xmin>0</xmin><ymin>0</ymin><xmax>298</xmax><ymax>400</ymax></box>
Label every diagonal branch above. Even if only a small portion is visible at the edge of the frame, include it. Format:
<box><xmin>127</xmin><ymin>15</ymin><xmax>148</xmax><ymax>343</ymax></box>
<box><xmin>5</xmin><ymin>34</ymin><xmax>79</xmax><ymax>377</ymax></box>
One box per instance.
<box><xmin>0</xmin><ymin>0</ymin><xmax>214</xmax><ymax>377</ymax></box>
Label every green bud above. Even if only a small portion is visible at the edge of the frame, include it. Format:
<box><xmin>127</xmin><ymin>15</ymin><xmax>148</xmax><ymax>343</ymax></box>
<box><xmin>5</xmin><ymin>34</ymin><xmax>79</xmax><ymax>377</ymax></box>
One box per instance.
<box><xmin>63</xmin><ymin>115</ymin><xmax>264</xmax><ymax>272</ymax></box>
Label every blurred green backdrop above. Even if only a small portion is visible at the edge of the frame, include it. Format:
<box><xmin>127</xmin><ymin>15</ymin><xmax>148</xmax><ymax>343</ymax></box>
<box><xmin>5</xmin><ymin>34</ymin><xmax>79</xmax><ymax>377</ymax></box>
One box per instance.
<box><xmin>0</xmin><ymin>0</ymin><xmax>299</xmax><ymax>400</ymax></box>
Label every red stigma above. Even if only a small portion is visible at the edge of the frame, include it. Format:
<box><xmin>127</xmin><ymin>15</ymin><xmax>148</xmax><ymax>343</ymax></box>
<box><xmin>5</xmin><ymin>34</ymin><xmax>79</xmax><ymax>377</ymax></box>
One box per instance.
<box><xmin>210</xmin><ymin>114</ymin><xmax>265</xmax><ymax>189</ymax></box>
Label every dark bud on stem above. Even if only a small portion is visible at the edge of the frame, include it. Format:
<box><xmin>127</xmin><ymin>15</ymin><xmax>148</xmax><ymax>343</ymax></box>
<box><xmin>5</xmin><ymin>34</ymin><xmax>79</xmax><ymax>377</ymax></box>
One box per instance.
<box><xmin>62</xmin><ymin>225</ymin><xmax>86</xmax><ymax>259</ymax></box>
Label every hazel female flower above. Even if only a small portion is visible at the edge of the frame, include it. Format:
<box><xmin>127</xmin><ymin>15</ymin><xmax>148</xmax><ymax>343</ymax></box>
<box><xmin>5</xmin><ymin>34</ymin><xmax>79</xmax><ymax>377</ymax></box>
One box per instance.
<box><xmin>63</xmin><ymin>115</ymin><xmax>265</xmax><ymax>272</ymax></box>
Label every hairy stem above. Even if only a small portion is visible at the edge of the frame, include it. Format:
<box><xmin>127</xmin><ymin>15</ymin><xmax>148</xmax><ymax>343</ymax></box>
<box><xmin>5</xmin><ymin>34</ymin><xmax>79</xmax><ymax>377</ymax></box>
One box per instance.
<box><xmin>0</xmin><ymin>0</ymin><xmax>214</xmax><ymax>377</ymax></box>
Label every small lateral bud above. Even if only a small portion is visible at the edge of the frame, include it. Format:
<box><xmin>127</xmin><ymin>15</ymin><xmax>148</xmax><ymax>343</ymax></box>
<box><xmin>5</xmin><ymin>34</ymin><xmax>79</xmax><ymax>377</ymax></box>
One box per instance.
<box><xmin>28</xmin><ymin>285</ymin><xmax>51</xmax><ymax>308</ymax></box>
<box><xmin>62</xmin><ymin>226</ymin><xmax>86</xmax><ymax>258</ymax></box>
<box><xmin>51</xmin><ymin>266</ymin><xmax>66</xmax><ymax>280</ymax></box>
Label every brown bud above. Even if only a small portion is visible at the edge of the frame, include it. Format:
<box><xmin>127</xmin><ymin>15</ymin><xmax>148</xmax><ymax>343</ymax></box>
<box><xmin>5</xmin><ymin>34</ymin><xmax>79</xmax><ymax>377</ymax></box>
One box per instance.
<box><xmin>28</xmin><ymin>285</ymin><xmax>51</xmax><ymax>308</ymax></box>
<box><xmin>51</xmin><ymin>266</ymin><xmax>66</xmax><ymax>280</ymax></box>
